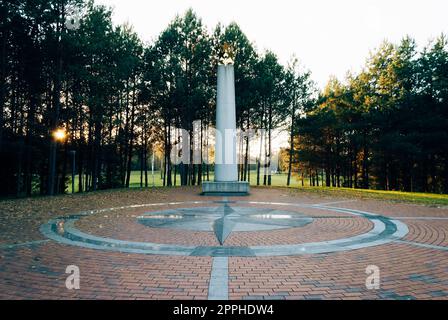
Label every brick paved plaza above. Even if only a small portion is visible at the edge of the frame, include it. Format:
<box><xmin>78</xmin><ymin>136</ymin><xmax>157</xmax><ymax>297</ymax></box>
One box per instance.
<box><xmin>0</xmin><ymin>187</ymin><xmax>447</xmax><ymax>300</ymax></box>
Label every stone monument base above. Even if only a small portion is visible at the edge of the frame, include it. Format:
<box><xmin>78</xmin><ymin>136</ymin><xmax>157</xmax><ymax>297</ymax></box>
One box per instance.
<box><xmin>202</xmin><ymin>181</ymin><xmax>250</xmax><ymax>196</ymax></box>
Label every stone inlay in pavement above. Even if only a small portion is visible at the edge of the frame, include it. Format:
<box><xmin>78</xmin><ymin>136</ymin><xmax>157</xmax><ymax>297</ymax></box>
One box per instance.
<box><xmin>137</xmin><ymin>205</ymin><xmax>313</xmax><ymax>245</ymax></box>
<box><xmin>2</xmin><ymin>188</ymin><xmax>448</xmax><ymax>300</ymax></box>
<box><xmin>39</xmin><ymin>200</ymin><xmax>409</xmax><ymax>257</ymax></box>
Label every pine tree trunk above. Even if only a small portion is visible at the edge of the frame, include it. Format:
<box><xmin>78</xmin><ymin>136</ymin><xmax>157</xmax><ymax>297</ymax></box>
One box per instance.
<box><xmin>140</xmin><ymin>145</ymin><xmax>144</xmax><ymax>188</ymax></box>
<box><xmin>257</xmin><ymin>128</ymin><xmax>264</xmax><ymax>186</ymax></box>
<box><xmin>166</xmin><ymin>122</ymin><xmax>172</xmax><ymax>187</ymax></box>
<box><xmin>243</xmin><ymin>118</ymin><xmax>250</xmax><ymax>182</ymax></box>
<box><xmin>0</xmin><ymin>28</ymin><xmax>6</xmax><ymax>154</ymax></box>
<box><xmin>144</xmin><ymin>137</ymin><xmax>148</xmax><ymax>188</ymax></box>
<box><xmin>48</xmin><ymin>5</ymin><xmax>64</xmax><ymax>195</ymax></box>
<box><xmin>287</xmin><ymin>96</ymin><xmax>296</xmax><ymax>186</ymax></box>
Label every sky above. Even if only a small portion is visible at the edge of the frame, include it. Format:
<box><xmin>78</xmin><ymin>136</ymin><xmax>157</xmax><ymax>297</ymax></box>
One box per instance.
<box><xmin>95</xmin><ymin>0</ymin><xmax>448</xmax><ymax>89</ymax></box>
<box><xmin>93</xmin><ymin>0</ymin><xmax>447</xmax><ymax>154</ymax></box>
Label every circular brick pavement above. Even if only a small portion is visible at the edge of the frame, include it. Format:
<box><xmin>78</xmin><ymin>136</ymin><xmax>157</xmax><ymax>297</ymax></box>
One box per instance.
<box><xmin>39</xmin><ymin>200</ymin><xmax>408</xmax><ymax>257</ymax></box>
<box><xmin>2</xmin><ymin>187</ymin><xmax>447</xmax><ymax>300</ymax></box>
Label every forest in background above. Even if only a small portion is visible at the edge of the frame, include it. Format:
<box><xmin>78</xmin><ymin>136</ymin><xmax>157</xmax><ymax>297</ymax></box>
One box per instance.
<box><xmin>1</xmin><ymin>0</ymin><xmax>447</xmax><ymax>197</ymax></box>
<box><xmin>286</xmin><ymin>36</ymin><xmax>448</xmax><ymax>193</ymax></box>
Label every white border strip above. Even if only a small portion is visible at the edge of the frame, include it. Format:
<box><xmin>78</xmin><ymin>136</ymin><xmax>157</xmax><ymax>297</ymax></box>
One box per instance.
<box><xmin>208</xmin><ymin>257</ymin><xmax>229</xmax><ymax>300</ymax></box>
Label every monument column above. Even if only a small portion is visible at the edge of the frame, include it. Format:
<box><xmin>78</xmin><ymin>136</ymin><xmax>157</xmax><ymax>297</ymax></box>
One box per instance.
<box><xmin>202</xmin><ymin>61</ymin><xmax>250</xmax><ymax>195</ymax></box>
<box><xmin>215</xmin><ymin>64</ymin><xmax>238</xmax><ymax>182</ymax></box>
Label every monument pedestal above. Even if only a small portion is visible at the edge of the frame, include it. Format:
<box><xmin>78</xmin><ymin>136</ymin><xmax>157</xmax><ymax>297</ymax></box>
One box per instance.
<box><xmin>202</xmin><ymin>181</ymin><xmax>250</xmax><ymax>196</ymax></box>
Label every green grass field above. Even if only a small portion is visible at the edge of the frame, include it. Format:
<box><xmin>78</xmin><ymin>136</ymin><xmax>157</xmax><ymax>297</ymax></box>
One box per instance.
<box><xmin>67</xmin><ymin>170</ymin><xmax>299</xmax><ymax>192</ymax></box>
<box><xmin>66</xmin><ymin>170</ymin><xmax>448</xmax><ymax>206</ymax></box>
<box><xmin>287</xmin><ymin>186</ymin><xmax>448</xmax><ymax>206</ymax></box>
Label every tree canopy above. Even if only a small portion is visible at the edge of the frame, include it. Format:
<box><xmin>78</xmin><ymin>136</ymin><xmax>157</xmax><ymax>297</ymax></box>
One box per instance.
<box><xmin>1</xmin><ymin>1</ymin><xmax>447</xmax><ymax>197</ymax></box>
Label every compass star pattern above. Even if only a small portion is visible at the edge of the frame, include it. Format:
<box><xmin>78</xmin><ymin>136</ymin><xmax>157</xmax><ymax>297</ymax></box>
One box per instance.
<box><xmin>137</xmin><ymin>204</ymin><xmax>314</xmax><ymax>245</ymax></box>
<box><xmin>39</xmin><ymin>200</ymin><xmax>408</xmax><ymax>257</ymax></box>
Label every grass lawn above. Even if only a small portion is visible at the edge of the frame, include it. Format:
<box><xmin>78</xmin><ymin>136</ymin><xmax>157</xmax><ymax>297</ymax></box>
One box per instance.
<box><xmin>65</xmin><ymin>170</ymin><xmax>448</xmax><ymax>207</ymax></box>
<box><xmin>287</xmin><ymin>186</ymin><xmax>448</xmax><ymax>207</ymax></box>
<box><xmin>67</xmin><ymin>170</ymin><xmax>297</xmax><ymax>192</ymax></box>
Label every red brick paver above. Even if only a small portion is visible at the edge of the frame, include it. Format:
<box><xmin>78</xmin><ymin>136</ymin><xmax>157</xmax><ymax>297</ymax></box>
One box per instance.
<box><xmin>0</xmin><ymin>187</ymin><xmax>447</xmax><ymax>300</ymax></box>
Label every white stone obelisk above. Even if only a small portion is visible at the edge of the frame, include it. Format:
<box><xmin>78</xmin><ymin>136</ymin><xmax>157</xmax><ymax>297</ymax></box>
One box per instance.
<box><xmin>215</xmin><ymin>65</ymin><xmax>238</xmax><ymax>182</ymax></box>
<box><xmin>202</xmin><ymin>63</ymin><xmax>249</xmax><ymax>195</ymax></box>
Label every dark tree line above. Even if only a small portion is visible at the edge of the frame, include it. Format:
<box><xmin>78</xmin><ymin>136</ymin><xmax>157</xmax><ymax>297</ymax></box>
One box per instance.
<box><xmin>292</xmin><ymin>37</ymin><xmax>448</xmax><ymax>193</ymax></box>
<box><xmin>0</xmin><ymin>1</ymin><xmax>304</xmax><ymax>197</ymax></box>
<box><xmin>1</xmin><ymin>1</ymin><xmax>447</xmax><ymax>198</ymax></box>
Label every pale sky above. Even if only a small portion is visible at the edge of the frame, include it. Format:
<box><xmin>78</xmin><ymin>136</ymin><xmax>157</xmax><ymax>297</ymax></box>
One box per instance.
<box><xmin>95</xmin><ymin>0</ymin><xmax>448</xmax><ymax>89</ymax></box>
